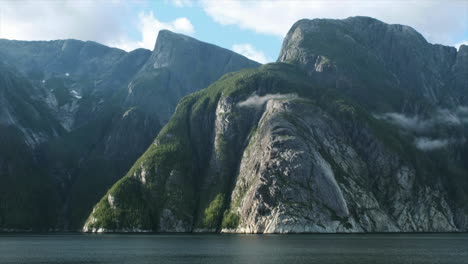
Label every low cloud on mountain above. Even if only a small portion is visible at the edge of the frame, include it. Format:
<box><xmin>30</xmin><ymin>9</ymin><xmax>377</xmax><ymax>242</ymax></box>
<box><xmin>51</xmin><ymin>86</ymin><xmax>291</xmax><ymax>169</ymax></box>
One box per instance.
<box><xmin>414</xmin><ymin>137</ymin><xmax>452</xmax><ymax>151</ymax></box>
<box><xmin>374</xmin><ymin>107</ymin><xmax>468</xmax><ymax>133</ymax></box>
<box><xmin>238</xmin><ymin>93</ymin><xmax>298</xmax><ymax>108</ymax></box>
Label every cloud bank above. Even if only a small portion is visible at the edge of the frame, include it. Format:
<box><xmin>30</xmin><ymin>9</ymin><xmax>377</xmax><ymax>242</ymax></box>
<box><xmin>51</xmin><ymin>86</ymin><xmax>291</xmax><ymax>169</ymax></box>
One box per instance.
<box><xmin>238</xmin><ymin>93</ymin><xmax>298</xmax><ymax>108</ymax></box>
<box><xmin>0</xmin><ymin>1</ymin><xmax>195</xmax><ymax>51</ymax></box>
<box><xmin>0</xmin><ymin>0</ymin><xmax>129</xmax><ymax>45</ymax></box>
<box><xmin>375</xmin><ymin>107</ymin><xmax>468</xmax><ymax>151</ymax></box>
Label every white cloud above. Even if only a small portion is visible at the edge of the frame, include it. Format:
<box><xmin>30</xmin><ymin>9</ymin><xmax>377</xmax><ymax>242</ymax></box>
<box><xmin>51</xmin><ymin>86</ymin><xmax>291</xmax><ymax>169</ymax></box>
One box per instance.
<box><xmin>374</xmin><ymin>107</ymin><xmax>468</xmax><ymax>132</ymax></box>
<box><xmin>374</xmin><ymin>112</ymin><xmax>429</xmax><ymax>132</ymax></box>
<box><xmin>172</xmin><ymin>17</ymin><xmax>195</xmax><ymax>33</ymax></box>
<box><xmin>238</xmin><ymin>93</ymin><xmax>298</xmax><ymax>108</ymax></box>
<box><xmin>232</xmin><ymin>43</ymin><xmax>270</xmax><ymax>63</ymax></box>
<box><xmin>0</xmin><ymin>0</ymin><xmax>131</xmax><ymax>45</ymax></box>
<box><xmin>109</xmin><ymin>11</ymin><xmax>195</xmax><ymax>51</ymax></box>
<box><xmin>169</xmin><ymin>0</ymin><xmax>193</xmax><ymax>7</ymax></box>
<box><xmin>0</xmin><ymin>1</ymin><xmax>195</xmax><ymax>52</ymax></box>
<box><xmin>414</xmin><ymin>137</ymin><xmax>450</xmax><ymax>151</ymax></box>
<box><xmin>201</xmin><ymin>0</ymin><xmax>468</xmax><ymax>47</ymax></box>
<box><xmin>458</xmin><ymin>106</ymin><xmax>468</xmax><ymax>115</ymax></box>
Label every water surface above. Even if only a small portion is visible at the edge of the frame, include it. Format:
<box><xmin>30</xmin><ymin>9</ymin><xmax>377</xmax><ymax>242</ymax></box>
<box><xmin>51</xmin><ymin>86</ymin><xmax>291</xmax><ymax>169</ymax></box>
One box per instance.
<box><xmin>0</xmin><ymin>233</ymin><xmax>467</xmax><ymax>264</ymax></box>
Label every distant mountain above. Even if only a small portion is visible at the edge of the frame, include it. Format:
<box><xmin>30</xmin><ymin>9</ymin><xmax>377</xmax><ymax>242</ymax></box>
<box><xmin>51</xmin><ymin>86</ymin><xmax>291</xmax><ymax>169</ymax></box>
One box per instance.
<box><xmin>0</xmin><ymin>32</ymin><xmax>259</xmax><ymax>230</ymax></box>
<box><xmin>84</xmin><ymin>17</ymin><xmax>468</xmax><ymax>233</ymax></box>
<box><xmin>0</xmin><ymin>38</ymin><xmax>151</xmax><ymax>130</ymax></box>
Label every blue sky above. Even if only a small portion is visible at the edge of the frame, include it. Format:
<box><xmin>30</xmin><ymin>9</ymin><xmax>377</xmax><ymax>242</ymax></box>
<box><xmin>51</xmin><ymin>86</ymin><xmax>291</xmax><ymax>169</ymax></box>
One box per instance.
<box><xmin>1</xmin><ymin>0</ymin><xmax>467</xmax><ymax>63</ymax></box>
<box><xmin>145</xmin><ymin>1</ymin><xmax>282</xmax><ymax>62</ymax></box>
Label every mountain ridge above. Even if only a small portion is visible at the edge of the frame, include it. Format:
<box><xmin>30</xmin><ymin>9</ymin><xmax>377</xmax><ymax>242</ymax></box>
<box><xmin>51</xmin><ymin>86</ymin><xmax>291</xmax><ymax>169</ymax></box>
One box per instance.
<box><xmin>84</xmin><ymin>17</ymin><xmax>468</xmax><ymax>233</ymax></box>
<box><xmin>278</xmin><ymin>16</ymin><xmax>464</xmax><ymax>112</ymax></box>
<box><xmin>0</xmin><ymin>30</ymin><xmax>260</xmax><ymax>230</ymax></box>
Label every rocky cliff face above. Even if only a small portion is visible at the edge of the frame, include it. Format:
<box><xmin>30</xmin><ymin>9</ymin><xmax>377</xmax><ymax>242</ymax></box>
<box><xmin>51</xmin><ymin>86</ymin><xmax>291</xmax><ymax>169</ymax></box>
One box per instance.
<box><xmin>278</xmin><ymin>17</ymin><xmax>465</xmax><ymax>112</ymax></box>
<box><xmin>84</xmin><ymin>17</ymin><xmax>468</xmax><ymax>233</ymax></box>
<box><xmin>123</xmin><ymin>30</ymin><xmax>260</xmax><ymax>125</ymax></box>
<box><xmin>0</xmin><ymin>63</ymin><xmax>61</xmax><ymax>145</ymax></box>
<box><xmin>452</xmin><ymin>45</ymin><xmax>468</xmax><ymax>103</ymax></box>
<box><xmin>227</xmin><ymin>99</ymin><xmax>458</xmax><ymax>233</ymax></box>
<box><xmin>0</xmin><ymin>32</ymin><xmax>259</xmax><ymax>230</ymax></box>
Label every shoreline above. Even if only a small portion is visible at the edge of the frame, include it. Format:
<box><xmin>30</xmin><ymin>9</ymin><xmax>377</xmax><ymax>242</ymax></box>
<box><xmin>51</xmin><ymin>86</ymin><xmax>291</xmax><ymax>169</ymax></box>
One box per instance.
<box><xmin>1</xmin><ymin>230</ymin><xmax>467</xmax><ymax>235</ymax></box>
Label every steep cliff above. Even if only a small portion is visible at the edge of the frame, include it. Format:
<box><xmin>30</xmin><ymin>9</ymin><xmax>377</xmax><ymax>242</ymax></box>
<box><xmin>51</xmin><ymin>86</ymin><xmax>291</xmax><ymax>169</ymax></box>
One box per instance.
<box><xmin>278</xmin><ymin>17</ymin><xmax>464</xmax><ymax>112</ymax></box>
<box><xmin>85</xmin><ymin>17</ymin><xmax>468</xmax><ymax>233</ymax></box>
<box><xmin>84</xmin><ymin>64</ymin><xmax>468</xmax><ymax>233</ymax></box>
<box><xmin>59</xmin><ymin>30</ymin><xmax>259</xmax><ymax>229</ymax></box>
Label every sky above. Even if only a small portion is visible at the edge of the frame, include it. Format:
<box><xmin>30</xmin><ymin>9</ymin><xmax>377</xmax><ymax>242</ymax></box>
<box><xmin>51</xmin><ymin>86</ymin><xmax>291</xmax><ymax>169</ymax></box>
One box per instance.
<box><xmin>0</xmin><ymin>0</ymin><xmax>467</xmax><ymax>64</ymax></box>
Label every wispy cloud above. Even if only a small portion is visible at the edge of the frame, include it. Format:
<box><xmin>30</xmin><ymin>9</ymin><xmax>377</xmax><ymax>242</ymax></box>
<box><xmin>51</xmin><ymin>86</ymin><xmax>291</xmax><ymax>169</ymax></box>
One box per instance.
<box><xmin>232</xmin><ymin>43</ymin><xmax>270</xmax><ymax>63</ymax></box>
<box><xmin>414</xmin><ymin>137</ymin><xmax>451</xmax><ymax>151</ymax></box>
<box><xmin>168</xmin><ymin>0</ymin><xmax>193</xmax><ymax>7</ymax></box>
<box><xmin>374</xmin><ymin>107</ymin><xmax>468</xmax><ymax>132</ymax></box>
<box><xmin>375</xmin><ymin>112</ymin><xmax>429</xmax><ymax>132</ymax></box>
<box><xmin>238</xmin><ymin>93</ymin><xmax>297</xmax><ymax>108</ymax></box>
<box><xmin>375</xmin><ymin>107</ymin><xmax>468</xmax><ymax>151</ymax></box>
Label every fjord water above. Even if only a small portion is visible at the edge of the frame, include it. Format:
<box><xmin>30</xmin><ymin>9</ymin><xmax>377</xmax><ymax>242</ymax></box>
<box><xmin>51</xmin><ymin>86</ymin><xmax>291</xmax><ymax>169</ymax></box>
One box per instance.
<box><xmin>0</xmin><ymin>234</ymin><xmax>467</xmax><ymax>264</ymax></box>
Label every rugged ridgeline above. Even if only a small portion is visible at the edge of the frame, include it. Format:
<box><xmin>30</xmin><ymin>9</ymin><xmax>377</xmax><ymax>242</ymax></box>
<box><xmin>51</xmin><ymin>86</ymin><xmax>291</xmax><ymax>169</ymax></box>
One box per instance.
<box><xmin>0</xmin><ymin>32</ymin><xmax>259</xmax><ymax>230</ymax></box>
<box><xmin>0</xmin><ymin>38</ymin><xmax>151</xmax><ymax>131</ymax></box>
<box><xmin>278</xmin><ymin>17</ymin><xmax>468</xmax><ymax>111</ymax></box>
<box><xmin>85</xmin><ymin>17</ymin><xmax>468</xmax><ymax>233</ymax></box>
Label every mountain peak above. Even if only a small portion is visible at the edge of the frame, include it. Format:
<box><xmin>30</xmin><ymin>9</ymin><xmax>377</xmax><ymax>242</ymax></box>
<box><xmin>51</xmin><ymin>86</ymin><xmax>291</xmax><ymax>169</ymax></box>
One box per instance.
<box><xmin>152</xmin><ymin>30</ymin><xmax>197</xmax><ymax>53</ymax></box>
<box><xmin>146</xmin><ymin>29</ymin><xmax>259</xmax><ymax>71</ymax></box>
<box><xmin>285</xmin><ymin>16</ymin><xmax>426</xmax><ymax>47</ymax></box>
<box><xmin>459</xmin><ymin>44</ymin><xmax>468</xmax><ymax>54</ymax></box>
<box><xmin>157</xmin><ymin>29</ymin><xmax>190</xmax><ymax>38</ymax></box>
<box><xmin>277</xmin><ymin>16</ymin><xmax>463</xmax><ymax>110</ymax></box>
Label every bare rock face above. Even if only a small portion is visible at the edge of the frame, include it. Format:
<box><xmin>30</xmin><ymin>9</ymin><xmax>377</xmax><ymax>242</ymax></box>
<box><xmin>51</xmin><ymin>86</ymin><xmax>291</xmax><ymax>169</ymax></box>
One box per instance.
<box><xmin>229</xmin><ymin>99</ymin><xmax>354</xmax><ymax>233</ymax></box>
<box><xmin>225</xmin><ymin>99</ymin><xmax>457</xmax><ymax>233</ymax></box>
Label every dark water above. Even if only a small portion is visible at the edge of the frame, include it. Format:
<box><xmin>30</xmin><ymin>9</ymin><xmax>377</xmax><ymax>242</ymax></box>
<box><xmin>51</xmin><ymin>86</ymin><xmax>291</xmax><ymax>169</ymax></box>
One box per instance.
<box><xmin>0</xmin><ymin>233</ymin><xmax>467</xmax><ymax>264</ymax></box>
